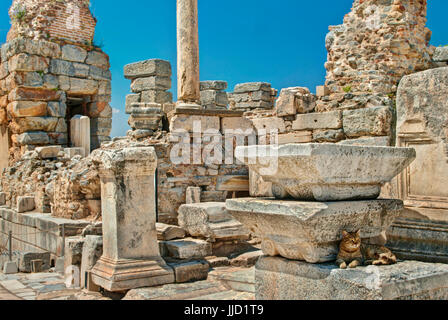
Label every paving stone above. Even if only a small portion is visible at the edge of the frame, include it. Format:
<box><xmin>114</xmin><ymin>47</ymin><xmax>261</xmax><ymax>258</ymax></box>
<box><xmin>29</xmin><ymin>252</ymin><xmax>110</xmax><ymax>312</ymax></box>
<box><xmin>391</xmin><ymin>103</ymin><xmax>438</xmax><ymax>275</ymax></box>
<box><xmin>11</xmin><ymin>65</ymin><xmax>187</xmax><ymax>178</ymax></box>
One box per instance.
<box><xmin>162</xmin><ymin>238</ymin><xmax>212</xmax><ymax>260</ymax></box>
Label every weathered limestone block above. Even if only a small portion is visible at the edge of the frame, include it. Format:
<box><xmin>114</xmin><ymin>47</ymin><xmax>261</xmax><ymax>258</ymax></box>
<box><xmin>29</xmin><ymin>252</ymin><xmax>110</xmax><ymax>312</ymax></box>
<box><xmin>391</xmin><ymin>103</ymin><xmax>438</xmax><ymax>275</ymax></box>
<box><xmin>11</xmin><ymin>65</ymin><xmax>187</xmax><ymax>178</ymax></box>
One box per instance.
<box><xmin>200</xmin><ymin>90</ymin><xmax>228</xmax><ymax>108</ymax></box>
<box><xmin>86</xmin><ymin>51</ymin><xmax>110</xmax><ymax>69</ymax></box>
<box><xmin>47</xmin><ymin>101</ymin><xmax>66</xmax><ymax>118</ymax></box>
<box><xmin>177</xmin><ymin>0</ymin><xmax>200</xmax><ymax>104</ymax></box>
<box><xmin>234</xmin><ymin>82</ymin><xmax>272</xmax><ymax>93</ymax></box>
<box><xmin>128</xmin><ymin>114</ymin><xmax>162</xmax><ymax>131</ymax></box>
<box><xmin>313</xmin><ymin>129</ymin><xmax>345</xmax><ymax>143</ymax></box>
<box><xmin>64</xmin><ymin>237</ymin><xmax>85</xmax><ymax>286</ymax></box>
<box><xmin>433</xmin><ymin>47</ymin><xmax>448</xmax><ymax>62</ymax></box>
<box><xmin>8</xmin><ymin>53</ymin><xmax>49</xmax><ymax>72</ymax></box>
<box><xmin>141</xmin><ymin>90</ymin><xmax>172</xmax><ymax>104</ymax></box>
<box><xmin>91</xmin><ymin>147</ymin><xmax>174</xmax><ymax>291</ymax></box>
<box><xmin>387</xmin><ymin>67</ymin><xmax>448</xmax><ymax>263</ymax></box>
<box><xmin>316</xmin><ymin>85</ymin><xmax>330</xmax><ymax>97</ymax></box>
<box><xmin>7</xmin><ymin>101</ymin><xmax>47</xmax><ymax>117</ymax></box>
<box><xmin>250</xmin><ymin>117</ymin><xmax>286</xmax><ymax>134</ymax></box>
<box><xmin>35</xmin><ymin>146</ymin><xmax>62</xmax><ymax>159</ymax></box>
<box><xmin>0</xmin><ymin>192</ymin><xmax>6</xmax><ymax>206</ymax></box>
<box><xmin>61</xmin><ymin>45</ymin><xmax>87</xmax><ymax>63</ymax></box>
<box><xmin>16</xmin><ymin>131</ymin><xmax>49</xmax><ymax>145</ymax></box>
<box><xmin>80</xmin><ymin>236</ymin><xmax>103</xmax><ymax>290</ymax></box>
<box><xmin>124</xmin><ymin>59</ymin><xmax>171</xmax><ymax>79</ymax></box>
<box><xmin>50</xmin><ymin>59</ymin><xmax>74</xmax><ymax>76</ymax></box>
<box><xmin>178</xmin><ymin>202</ymin><xmax>250</xmax><ymax>241</ymax></box>
<box><xmin>227</xmin><ymin>198</ymin><xmax>403</xmax><ymax>263</ymax></box>
<box><xmin>338</xmin><ymin>136</ymin><xmax>391</xmax><ymax>147</ymax></box>
<box><xmin>70</xmin><ymin>115</ymin><xmax>90</xmax><ymax>157</ymax></box>
<box><xmin>221</xmin><ymin>117</ymin><xmax>254</xmax><ymax>132</ymax></box>
<box><xmin>169</xmin><ymin>114</ymin><xmax>220</xmax><ymax>133</ymax></box>
<box><xmin>276</xmin><ymin>87</ymin><xmax>315</xmax><ymax>116</ymax></box>
<box><xmin>256</xmin><ymin>257</ymin><xmax>448</xmax><ymax>300</ymax></box>
<box><xmin>17</xmin><ymin>252</ymin><xmax>50</xmax><ymax>273</ymax></box>
<box><xmin>68</xmin><ymin>78</ymin><xmax>98</xmax><ymax>95</ymax></box>
<box><xmin>17</xmin><ymin>196</ymin><xmax>35</xmax><ymax>213</ymax></box>
<box><xmin>161</xmin><ymin>238</ymin><xmax>212</xmax><ymax>260</ymax></box>
<box><xmin>292</xmin><ymin>110</ymin><xmax>342</xmax><ymax>131</ymax></box>
<box><xmin>186</xmin><ymin>186</ymin><xmax>201</xmax><ymax>204</ymax></box>
<box><xmin>200</xmin><ymin>81</ymin><xmax>227</xmax><ymax>91</ymax></box>
<box><xmin>156</xmin><ymin>223</ymin><xmax>186</xmax><ymax>241</ymax></box>
<box><xmin>249</xmin><ymin>170</ymin><xmax>273</xmax><ymax>198</ymax></box>
<box><xmin>131</xmin><ymin>77</ymin><xmax>171</xmax><ymax>92</ymax></box>
<box><xmin>343</xmin><ymin>106</ymin><xmax>393</xmax><ymax>138</ymax></box>
<box><xmin>169</xmin><ymin>260</ymin><xmax>209</xmax><ymax>283</ymax></box>
<box><xmin>278</xmin><ymin>131</ymin><xmax>312</xmax><ymax>144</ymax></box>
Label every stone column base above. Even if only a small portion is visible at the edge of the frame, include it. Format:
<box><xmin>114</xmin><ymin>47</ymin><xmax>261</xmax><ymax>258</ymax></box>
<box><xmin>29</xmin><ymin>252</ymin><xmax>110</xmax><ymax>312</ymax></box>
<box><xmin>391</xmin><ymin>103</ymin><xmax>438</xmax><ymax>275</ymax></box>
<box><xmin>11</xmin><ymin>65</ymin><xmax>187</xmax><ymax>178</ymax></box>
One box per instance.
<box><xmin>255</xmin><ymin>256</ymin><xmax>448</xmax><ymax>300</ymax></box>
<box><xmin>91</xmin><ymin>256</ymin><xmax>175</xmax><ymax>292</ymax></box>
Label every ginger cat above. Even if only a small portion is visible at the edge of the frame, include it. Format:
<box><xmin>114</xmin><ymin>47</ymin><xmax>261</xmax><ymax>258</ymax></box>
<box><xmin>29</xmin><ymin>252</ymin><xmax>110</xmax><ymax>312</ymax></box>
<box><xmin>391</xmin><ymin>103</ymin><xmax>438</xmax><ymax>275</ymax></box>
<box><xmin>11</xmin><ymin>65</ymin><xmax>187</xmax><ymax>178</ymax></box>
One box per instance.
<box><xmin>336</xmin><ymin>230</ymin><xmax>397</xmax><ymax>269</ymax></box>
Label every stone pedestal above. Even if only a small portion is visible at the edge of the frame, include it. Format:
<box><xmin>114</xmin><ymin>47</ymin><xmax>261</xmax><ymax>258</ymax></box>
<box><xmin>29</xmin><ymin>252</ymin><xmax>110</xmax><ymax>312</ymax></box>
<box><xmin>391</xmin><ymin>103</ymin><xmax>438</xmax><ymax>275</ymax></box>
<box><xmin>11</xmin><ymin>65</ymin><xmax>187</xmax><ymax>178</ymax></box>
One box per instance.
<box><xmin>176</xmin><ymin>0</ymin><xmax>201</xmax><ymax>108</ymax></box>
<box><xmin>91</xmin><ymin>147</ymin><xmax>174</xmax><ymax>292</ymax></box>
<box><xmin>255</xmin><ymin>256</ymin><xmax>448</xmax><ymax>300</ymax></box>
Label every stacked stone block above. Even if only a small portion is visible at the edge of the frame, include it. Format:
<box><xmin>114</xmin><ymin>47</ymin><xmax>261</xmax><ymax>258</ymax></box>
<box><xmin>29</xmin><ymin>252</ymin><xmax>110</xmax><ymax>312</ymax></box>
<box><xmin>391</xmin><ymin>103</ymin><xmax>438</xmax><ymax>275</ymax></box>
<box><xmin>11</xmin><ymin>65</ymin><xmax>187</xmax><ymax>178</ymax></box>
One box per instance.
<box><xmin>433</xmin><ymin>47</ymin><xmax>448</xmax><ymax>66</ymax></box>
<box><xmin>229</xmin><ymin>82</ymin><xmax>277</xmax><ymax>111</ymax></box>
<box><xmin>124</xmin><ymin>59</ymin><xmax>173</xmax><ymax>138</ymax></box>
<box><xmin>0</xmin><ymin>38</ymin><xmax>112</xmax><ymax>159</ymax></box>
<box><xmin>200</xmin><ymin>81</ymin><xmax>228</xmax><ymax>110</ymax></box>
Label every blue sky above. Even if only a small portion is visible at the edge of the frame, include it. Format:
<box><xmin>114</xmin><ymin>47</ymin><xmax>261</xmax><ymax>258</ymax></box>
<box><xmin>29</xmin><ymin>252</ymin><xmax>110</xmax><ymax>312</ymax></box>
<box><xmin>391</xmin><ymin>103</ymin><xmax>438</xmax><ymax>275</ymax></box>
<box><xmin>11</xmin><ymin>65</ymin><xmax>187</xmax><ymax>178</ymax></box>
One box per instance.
<box><xmin>1</xmin><ymin>0</ymin><xmax>447</xmax><ymax>137</ymax></box>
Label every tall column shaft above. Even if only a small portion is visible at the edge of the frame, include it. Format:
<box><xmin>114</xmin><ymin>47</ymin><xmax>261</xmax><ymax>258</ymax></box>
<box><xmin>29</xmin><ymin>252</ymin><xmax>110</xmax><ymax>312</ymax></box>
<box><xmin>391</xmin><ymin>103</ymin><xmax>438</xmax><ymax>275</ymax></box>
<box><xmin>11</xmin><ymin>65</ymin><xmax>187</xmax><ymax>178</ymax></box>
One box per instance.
<box><xmin>177</xmin><ymin>0</ymin><xmax>200</xmax><ymax>105</ymax></box>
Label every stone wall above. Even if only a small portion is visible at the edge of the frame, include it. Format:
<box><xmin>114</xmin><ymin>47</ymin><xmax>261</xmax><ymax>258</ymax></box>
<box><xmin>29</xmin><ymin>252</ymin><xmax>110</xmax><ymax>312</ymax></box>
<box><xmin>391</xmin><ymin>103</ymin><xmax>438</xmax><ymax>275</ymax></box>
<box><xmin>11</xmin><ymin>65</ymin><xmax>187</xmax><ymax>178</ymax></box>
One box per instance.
<box><xmin>8</xmin><ymin>0</ymin><xmax>96</xmax><ymax>44</ymax></box>
<box><xmin>322</xmin><ymin>0</ymin><xmax>433</xmax><ymax>111</ymax></box>
<box><xmin>0</xmin><ymin>0</ymin><xmax>112</xmax><ymax>165</ymax></box>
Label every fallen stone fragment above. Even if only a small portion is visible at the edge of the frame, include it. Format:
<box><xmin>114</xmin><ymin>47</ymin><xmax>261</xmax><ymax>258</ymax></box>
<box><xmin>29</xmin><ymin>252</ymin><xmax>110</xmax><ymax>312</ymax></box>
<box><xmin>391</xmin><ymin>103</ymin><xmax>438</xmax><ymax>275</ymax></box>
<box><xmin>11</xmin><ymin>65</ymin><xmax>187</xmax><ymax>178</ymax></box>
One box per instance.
<box><xmin>17</xmin><ymin>196</ymin><xmax>35</xmax><ymax>213</ymax></box>
<box><xmin>169</xmin><ymin>260</ymin><xmax>210</xmax><ymax>283</ymax></box>
<box><xmin>156</xmin><ymin>223</ymin><xmax>186</xmax><ymax>241</ymax></box>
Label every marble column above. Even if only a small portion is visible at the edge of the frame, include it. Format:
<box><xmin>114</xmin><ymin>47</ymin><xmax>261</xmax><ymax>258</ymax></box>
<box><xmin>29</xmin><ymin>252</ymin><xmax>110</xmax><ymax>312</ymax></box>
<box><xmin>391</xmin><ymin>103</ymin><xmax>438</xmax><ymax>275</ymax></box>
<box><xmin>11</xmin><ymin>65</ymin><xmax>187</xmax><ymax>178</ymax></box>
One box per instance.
<box><xmin>176</xmin><ymin>0</ymin><xmax>201</xmax><ymax>109</ymax></box>
<box><xmin>91</xmin><ymin>147</ymin><xmax>174</xmax><ymax>292</ymax></box>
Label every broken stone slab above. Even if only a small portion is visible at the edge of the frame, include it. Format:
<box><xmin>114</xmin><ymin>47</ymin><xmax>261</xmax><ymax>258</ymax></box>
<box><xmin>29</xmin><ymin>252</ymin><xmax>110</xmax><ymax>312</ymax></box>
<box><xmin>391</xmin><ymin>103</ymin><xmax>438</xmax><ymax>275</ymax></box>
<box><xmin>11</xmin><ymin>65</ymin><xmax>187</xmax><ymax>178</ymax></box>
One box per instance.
<box><xmin>204</xmin><ymin>256</ymin><xmax>230</xmax><ymax>268</ymax></box>
<box><xmin>18</xmin><ymin>252</ymin><xmax>51</xmax><ymax>273</ymax></box>
<box><xmin>156</xmin><ymin>223</ymin><xmax>186</xmax><ymax>241</ymax></box>
<box><xmin>226</xmin><ymin>198</ymin><xmax>403</xmax><ymax>263</ymax></box>
<box><xmin>178</xmin><ymin>202</ymin><xmax>250</xmax><ymax>241</ymax></box>
<box><xmin>80</xmin><ymin>236</ymin><xmax>103</xmax><ymax>290</ymax></box>
<box><xmin>200</xmin><ymin>81</ymin><xmax>228</xmax><ymax>91</ymax></box>
<box><xmin>234</xmin><ymin>82</ymin><xmax>272</xmax><ymax>93</ymax></box>
<box><xmin>124</xmin><ymin>59</ymin><xmax>171</xmax><ymax>79</ymax></box>
<box><xmin>433</xmin><ymin>47</ymin><xmax>448</xmax><ymax>62</ymax></box>
<box><xmin>186</xmin><ymin>187</ymin><xmax>201</xmax><ymax>204</ymax></box>
<box><xmin>17</xmin><ymin>196</ymin><xmax>35</xmax><ymax>213</ymax></box>
<box><xmin>235</xmin><ymin>144</ymin><xmax>416</xmax><ymax>201</ymax></box>
<box><xmin>161</xmin><ymin>238</ymin><xmax>212</xmax><ymax>260</ymax></box>
<box><xmin>64</xmin><ymin>147</ymin><xmax>85</xmax><ymax>158</ymax></box>
<box><xmin>35</xmin><ymin>146</ymin><xmax>62</xmax><ymax>159</ymax></box>
<box><xmin>230</xmin><ymin>250</ymin><xmax>264</xmax><ymax>267</ymax></box>
<box><xmin>168</xmin><ymin>260</ymin><xmax>210</xmax><ymax>283</ymax></box>
<box><xmin>256</xmin><ymin>256</ymin><xmax>448</xmax><ymax>300</ymax></box>
<box><xmin>0</xmin><ymin>192</ymin><xmax>6</xmax><ymax>206</ymax></box>
<box><xmin>91</xmin><ymin>147</ymin><xmax>174</xmax><ymax>291</ymax></box>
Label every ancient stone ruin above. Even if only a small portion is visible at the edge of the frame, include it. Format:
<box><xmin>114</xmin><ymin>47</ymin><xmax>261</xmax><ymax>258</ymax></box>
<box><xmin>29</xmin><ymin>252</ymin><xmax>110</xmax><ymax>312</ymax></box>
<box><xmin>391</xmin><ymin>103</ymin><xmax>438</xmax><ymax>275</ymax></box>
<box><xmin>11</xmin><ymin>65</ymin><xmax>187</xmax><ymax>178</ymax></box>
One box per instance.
<box><xmin>0</xmin><ymin>0</ymin><xmax>448</xmax><ymax>300</ymax></box>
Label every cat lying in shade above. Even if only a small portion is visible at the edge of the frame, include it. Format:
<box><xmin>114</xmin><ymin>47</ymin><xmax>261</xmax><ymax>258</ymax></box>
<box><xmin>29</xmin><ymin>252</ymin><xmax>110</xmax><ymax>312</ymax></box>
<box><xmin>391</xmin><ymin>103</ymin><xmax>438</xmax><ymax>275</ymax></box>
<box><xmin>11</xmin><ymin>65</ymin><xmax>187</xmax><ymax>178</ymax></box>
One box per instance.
<box><xmin>336</xmin><ymin>230</ymin><xmax>397</xmax><ymax>269</ymax></box>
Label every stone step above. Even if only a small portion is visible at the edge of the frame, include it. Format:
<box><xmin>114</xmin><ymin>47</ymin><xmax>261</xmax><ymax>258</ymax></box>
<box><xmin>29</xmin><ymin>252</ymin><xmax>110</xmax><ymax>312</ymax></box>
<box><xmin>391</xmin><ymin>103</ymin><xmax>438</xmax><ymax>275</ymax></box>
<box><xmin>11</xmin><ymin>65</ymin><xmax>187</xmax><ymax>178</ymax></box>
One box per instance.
<box><xmin>124</xmin><ymin>280</ymin><xmax>229</xmax><ymax>300</ymax></box>
<box><xmin>209</xmin><ymin>267</ymin><xmax>256</xmax><ymax>293</ymax></box>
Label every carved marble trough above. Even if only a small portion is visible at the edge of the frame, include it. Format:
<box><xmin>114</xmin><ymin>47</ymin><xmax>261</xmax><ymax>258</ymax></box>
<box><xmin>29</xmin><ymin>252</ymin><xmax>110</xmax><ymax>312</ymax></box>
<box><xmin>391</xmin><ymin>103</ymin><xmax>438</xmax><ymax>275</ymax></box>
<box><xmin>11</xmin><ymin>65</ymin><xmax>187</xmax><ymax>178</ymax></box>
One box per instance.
<box><xmin>226</xmin><ymin>198</ymin><xmax>403</xmax><ymax>263</ymax></box>
<box><xmin>228</xmin><ymin>143</ymin><xmax>416</xmax><ymax>263</ymax></box>
<box><xmin>235</xmin><ymin>144</ymin><xmax>416</xmax><ymax>201</ymax></box>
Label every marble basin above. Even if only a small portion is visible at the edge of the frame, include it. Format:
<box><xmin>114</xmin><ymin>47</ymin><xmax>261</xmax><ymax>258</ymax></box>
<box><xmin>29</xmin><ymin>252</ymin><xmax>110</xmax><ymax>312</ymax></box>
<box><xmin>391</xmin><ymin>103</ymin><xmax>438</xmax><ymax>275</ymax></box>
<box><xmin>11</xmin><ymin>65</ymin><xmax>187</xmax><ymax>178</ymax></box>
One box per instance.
<box><xmin>226</xmin><ymin>198</ymin><xmax>403</xmax><ymax>263</ymax></box>
<box><xmin>235</xmin><ymin>144</ymin><xmax>416</xmax><ymax>201</ymax></box>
